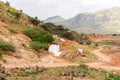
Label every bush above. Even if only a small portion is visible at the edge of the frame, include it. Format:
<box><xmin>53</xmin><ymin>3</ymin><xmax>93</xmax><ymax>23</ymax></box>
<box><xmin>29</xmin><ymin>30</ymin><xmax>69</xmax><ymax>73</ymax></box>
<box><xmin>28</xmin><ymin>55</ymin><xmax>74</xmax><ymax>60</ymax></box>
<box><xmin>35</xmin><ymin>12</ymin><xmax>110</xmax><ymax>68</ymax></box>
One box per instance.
<box><xmin>105</xmin><ymin>74</ymin><xmax>120</xmax><ymax>80</ymax></box>
<box><xmin>23</xmin><ymin>27</ymin><xmax>45</xmax><ymax>39</ymax></box>
<box><xmin>32</xmin><ymin>33</ymin><xmax>54</xmax><ymax>43</ymax></box>
<box><xmin>29</xmin><ymin>16</ymin><xmax>40</xmax><ymax>25</ymax></box>
<box><xmin>32</xmin><ymin>34</ymin><xmax>45</xmax><ymax>43</ymax></box>
<box><xmin>15</xmin><ymin>12</ymin><xmax>21</xmax><ymax>18</ymax></box>
<box><xmin>41</xmin><ymin>23</ymin><xmax>69</xmax><ymax>35</ymax></box>
<box><xmin>0</xmin><ymin>51</ymin><xmax>3</xmax><ymax>58</ymax></box>
<box><xmin>30</xmin><ymin>41</ymin><xmax>48</xmax><ymax>51</ymax></box>
<box><xmin>79</xmin><ymin>41</ymin><xmax>84</xmax><ymax>44</ymax></box>
<box><xmin>44</xmin><ymin>34</ymin><xmax>54</xmax><ymax>43</ymax></box>
<box><xmin>41</xmin><ymin>23</ymin><xmax>91</xmax><ymax>43</ymax></box>
<box><xmin>61</xmin><ymin>32</ymin><xmax>75</xmax><ymax>40</ymax></box>
<box><xmin>79</xmin><ymin>33</ymin><xmax>88</xmax><ymax>40</ymax></box>
<box><xmin>0</xmin><ymin>41</ymin><xmax>15</xmax><ymax>52</ymax></box>
<box><xmin>7</xmin><ymin>9</ymin><xmax>21</xmax><ymax>18</ymax></box>
<box><xmin>5</xmin><ymin>1</ymin><xmax>10</xmax><ymax>6</ymax></box>
<box><xmin>23</xmin><ymin>27</ymin><xmax>54</xmax><ymax>43</ymax></box>
<box><xmin>85</xmin><ymin>39</ymin><xmax>92</xmax><ymax>45</ymax></box>
<box><xmin>8</xmin><ymin>29</ymin><xmax>17</xmax><ymax>33</ymax></box>
<box><xmin>41</xmin><ymin>23</ymin><xmax>57</xmax><ymax>34</ymax></box>
<box><xmin>23</xmin><ymin>27</ymin><xmax>54</xmax><ymax>51</ymax></box>
<box><xmin>112</xmin><ymin>34</ymin><xmax>117</xmax><ymax>36</ymax></box>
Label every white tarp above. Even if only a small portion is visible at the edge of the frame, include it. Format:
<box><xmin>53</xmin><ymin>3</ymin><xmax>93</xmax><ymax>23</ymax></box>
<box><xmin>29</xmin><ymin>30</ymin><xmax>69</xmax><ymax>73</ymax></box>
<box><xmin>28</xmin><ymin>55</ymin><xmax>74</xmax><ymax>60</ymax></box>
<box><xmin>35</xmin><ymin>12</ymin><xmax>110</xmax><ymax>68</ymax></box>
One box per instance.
<box><xmin>78</xmin><ymin>48</ymin><xmax>83</xmax><ymax>53</ymax></box>
<box><xmin>48</xmin><ymin>44</ymin><xmax>61</xmax><ymax>56</ymax></box>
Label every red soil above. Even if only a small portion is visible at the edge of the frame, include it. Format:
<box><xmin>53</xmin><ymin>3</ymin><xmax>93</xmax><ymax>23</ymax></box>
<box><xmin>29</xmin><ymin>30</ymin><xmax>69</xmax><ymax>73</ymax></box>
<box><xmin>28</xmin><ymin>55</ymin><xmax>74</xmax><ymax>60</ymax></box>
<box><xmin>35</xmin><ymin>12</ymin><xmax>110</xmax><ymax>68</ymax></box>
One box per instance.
<box><xmin>111</xmin><ymin>58</ymin><xmax>120</xmax><ymax>67</ymax></box>
<box><xmin>88</xmin><ymin>35</ymin><xmax>120</xmax><ymax>42</ymax></box>
<box><xmin>102</xmin><ymin>50</ymin><xmax>120</xmax><ymax>67</ymax></box>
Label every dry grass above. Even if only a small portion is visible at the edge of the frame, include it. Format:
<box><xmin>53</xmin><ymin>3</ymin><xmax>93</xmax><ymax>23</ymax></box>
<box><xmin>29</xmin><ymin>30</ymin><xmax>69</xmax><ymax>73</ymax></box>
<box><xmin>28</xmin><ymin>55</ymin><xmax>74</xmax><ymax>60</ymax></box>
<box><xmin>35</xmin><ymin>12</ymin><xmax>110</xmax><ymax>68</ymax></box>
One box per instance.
<box><xmin>4</xmin><ymin>66</ymin><xmax>120</xmax><ymax>80</ymax></box>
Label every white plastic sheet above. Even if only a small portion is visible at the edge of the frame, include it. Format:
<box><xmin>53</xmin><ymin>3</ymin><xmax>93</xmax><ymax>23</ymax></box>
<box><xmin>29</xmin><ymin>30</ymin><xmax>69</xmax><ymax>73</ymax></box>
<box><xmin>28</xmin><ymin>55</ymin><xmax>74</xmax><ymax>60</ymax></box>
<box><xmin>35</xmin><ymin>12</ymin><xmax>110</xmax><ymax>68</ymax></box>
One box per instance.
<box><xmin>48</xmin><ymin>44</ymin><xmax>61</xmax><ymax>56</ymax></box>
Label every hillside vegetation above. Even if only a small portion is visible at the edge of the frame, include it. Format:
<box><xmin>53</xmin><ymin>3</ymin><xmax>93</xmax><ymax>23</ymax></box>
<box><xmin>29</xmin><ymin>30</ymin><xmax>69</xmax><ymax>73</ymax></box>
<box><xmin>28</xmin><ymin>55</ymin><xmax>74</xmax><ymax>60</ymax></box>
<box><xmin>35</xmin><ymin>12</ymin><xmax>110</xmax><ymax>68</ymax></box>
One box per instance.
<box><xmin>0</xmin><ymin>1</ymin><xmax>93</xmax><ymax>67</ymax></box>
<box><xmin>0</xmin><ymin>1</ymin><xmax>91</xmax><ymax>44</ymax></box>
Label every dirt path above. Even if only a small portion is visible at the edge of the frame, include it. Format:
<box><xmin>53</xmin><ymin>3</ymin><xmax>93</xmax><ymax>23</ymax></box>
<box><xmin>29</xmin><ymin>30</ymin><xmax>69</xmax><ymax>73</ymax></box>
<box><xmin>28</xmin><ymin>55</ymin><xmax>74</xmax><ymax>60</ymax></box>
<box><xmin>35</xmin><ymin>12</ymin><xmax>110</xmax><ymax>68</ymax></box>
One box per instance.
<box><xmin>2</xmin><ymin>48</ymin><xmax>120</xmax><ymax>70</ymax></box>
<box><xmin>86</xmin><ymin>48</ymin><xmax>120</xmax><ymax>71</ymax></box>
<box><xmin>31</xmin><ymin>55</ymin><xmax>79</xmax><ymax>68</ymax></box>
<box><xmin>1</xmin><ymin>55</ymin><xmax>78</xmax><ymax>69</ymax></box>
<box><xmin>37</xmin><ymin>55</ymin><xmax>79</xmax><ymax>68</ymax></box>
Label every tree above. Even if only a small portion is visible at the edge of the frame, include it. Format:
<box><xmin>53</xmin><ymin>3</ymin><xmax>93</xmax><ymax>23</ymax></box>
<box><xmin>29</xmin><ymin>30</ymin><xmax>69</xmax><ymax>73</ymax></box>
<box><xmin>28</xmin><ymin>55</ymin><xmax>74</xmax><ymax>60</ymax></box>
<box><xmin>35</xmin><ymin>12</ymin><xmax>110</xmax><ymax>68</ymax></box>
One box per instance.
<box><xmin>112</xmin><ymin>34</ymin><xmax>117</xmax><ymax>36</ymax></box>
<box><xmin>5</xmin><ymin>1</ymin><xmax>10</xmax><ymax>6</ymax></box>
<box><xmin>29</xmin><ymin>16</ymin><xmax>40</xmax><ymax>25</ymax></box>
<box><xmin>61</xmin><ymin>32</ymin><xmax>74</xmax><ymax>40</ymax></box>
<box><xmin>44</xmin><ymin>34</ymin><xmax>54</xmax><ymax>43</ymax></box>
<box><xmin>20</xmin><ymin>9</ymin><xmax>23</xmax><ymax>12</ymax></box>
<box><xmin>15</xmin><ymin>12</ymin><xmax>21</xmax><ymax>18</ymax></box>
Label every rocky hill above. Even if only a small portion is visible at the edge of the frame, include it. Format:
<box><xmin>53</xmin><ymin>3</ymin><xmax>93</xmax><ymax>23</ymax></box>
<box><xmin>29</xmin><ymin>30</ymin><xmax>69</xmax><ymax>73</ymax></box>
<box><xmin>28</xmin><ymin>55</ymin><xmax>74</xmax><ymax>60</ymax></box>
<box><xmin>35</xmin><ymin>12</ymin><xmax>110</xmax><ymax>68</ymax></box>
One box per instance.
<box><xmin>0</xmin><ymin>1</ymin><xmax>90</xmax><ymax>69</ymax></box>
<box><xmin>44</xmin><ymin>16</ymin><xmax>65</xmax><ymax>23</ymax></box>
<box><xmin>46</xmin><ymin>7</ymin><xmax>120</xmax><ymax>34</ymax></box>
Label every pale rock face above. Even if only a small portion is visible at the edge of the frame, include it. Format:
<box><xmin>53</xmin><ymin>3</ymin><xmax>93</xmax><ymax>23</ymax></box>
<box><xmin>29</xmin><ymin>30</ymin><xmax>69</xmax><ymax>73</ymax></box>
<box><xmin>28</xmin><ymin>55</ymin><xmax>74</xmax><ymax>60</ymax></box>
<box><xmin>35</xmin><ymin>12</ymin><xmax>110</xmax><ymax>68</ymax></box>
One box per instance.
<box><xmin>46</xmin><ymin>7</ymin><xmax>120</xmax><ymax>34</ymax></box>
<box><xmin>44</xmin><ymin>16</ymin><xmax>65</xmax><ymax>23</ymax></box>
<box><xmin>48</xmin><ymin>44</ymin><xmax>61</xmax><ymax>56</ymax></box>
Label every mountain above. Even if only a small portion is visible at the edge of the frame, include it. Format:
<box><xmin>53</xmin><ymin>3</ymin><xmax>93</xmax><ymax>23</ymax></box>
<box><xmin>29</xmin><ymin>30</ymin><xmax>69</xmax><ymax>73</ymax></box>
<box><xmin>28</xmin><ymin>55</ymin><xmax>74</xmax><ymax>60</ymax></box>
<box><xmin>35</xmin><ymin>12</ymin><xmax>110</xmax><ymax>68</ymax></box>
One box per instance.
<box><xmin>44</xmin><ymin>16</ymin><xmax>65</xmax><ymax>23</ymax></box>
<box><xmin>46</xmin><ymin>7</ymin><xmax>120</xmax><ymax>34</ymax></box>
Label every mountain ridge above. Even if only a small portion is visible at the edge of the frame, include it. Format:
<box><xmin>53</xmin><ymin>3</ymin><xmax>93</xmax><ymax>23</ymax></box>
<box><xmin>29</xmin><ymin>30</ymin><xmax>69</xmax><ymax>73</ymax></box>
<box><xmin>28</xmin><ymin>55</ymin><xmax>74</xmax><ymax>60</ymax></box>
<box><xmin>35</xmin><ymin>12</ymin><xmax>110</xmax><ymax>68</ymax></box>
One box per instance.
<box><xmin>45</xmin><ymin>7</ymin><xmax>120</xmax><ymax>34</ymax></box>
<box><xmin>44</xmin><ymin>15</ymin><xmax>65</xmax><ymax>23</ymax></box>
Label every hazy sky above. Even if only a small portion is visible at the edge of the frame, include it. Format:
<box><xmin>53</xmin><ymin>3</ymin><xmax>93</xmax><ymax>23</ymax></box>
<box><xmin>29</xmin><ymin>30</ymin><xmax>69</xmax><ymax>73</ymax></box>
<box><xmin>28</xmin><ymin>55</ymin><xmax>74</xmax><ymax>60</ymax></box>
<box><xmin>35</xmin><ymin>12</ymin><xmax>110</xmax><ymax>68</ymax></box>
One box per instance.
<box><xmin>1</xmin><ymin>0</ymin><xmax>120</xmax><ymax>20</ymax></box>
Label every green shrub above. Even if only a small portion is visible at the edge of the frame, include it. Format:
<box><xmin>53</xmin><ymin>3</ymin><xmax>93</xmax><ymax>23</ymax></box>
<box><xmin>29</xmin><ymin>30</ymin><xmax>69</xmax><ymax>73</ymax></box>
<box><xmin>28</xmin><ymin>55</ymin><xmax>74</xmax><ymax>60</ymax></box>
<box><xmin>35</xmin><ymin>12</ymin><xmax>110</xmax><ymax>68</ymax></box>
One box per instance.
<box><xmin>41</xmin><ymin>23</ymin><xmax>91</xmax><ymax>43</ymax></box>
<box><xmin>23</xmin><ymin>27</ymin><xmax>54</xmax><ymax>44</ymax></box>
<box><xmin>79</xmin><ymin>33</ymin><xmax>88</xmax><ymax>40</ymax></box>
<box><xmin>44</xmin><ymin>34</ymin><xmax>54</xmax><ymax>43</ymax></box>
<box><xmin>61</xmin><ymin>32</ymin><xmax>75</xmax><ymax>40</ymax></box>
<box><xmin>0</xmin><ymin>77</ymin><xmax>6</xmax><ymax>80</ymax></box>
<box><xmin>29</xmin><ymin>16</ymin><xmax>40</xmax><ymax>25</ymax></box>
<box><xmin>8</xmin><ymin>29</ymin><xmax>17</xmax><ymax>33</ymax></box>
<box><xmin>30</xmin><ymin>41</ymin><xmax>48</xmax><ymax>51</ymax></box>
<box><xmin>0</xmin><ymin>51</ymin><xmax>3</xmax><ymax>58</ymax></box>
<box><xmin>41</xmin><ymin>23</ymin><xmax>70</xmax><ymax>35</ymax></box>
<box><xmin>79</xmin><ymin>41</ymin><xmax>84</xmax><ymax>44</ymax></box>
<box><xmin>41</xmin><ymin>23</ymin><xmax>57</xmax><ymax>34</ymax></box>
<box><xmin>15</xmin><ymin>12</ymin><xmax>21</xmax><ymax>18</ymax></box>
<box><xmin>112</xmin><ymin>34</ymin><xmax>117</xmax><ymax>36</ymax></box>
<box><xmin>32</xmin><ymin>34</ymin><xmax>54</xmax><ymax>43</ymax></box>
<box><xmin>0</xmin><ymin>41</ymin><xmax>15</xmax><ymax>52</ymax></box>
<box><xmin>23</xmin><ymin>27</ymin><xmax>44</xmax><ymax>39</ymax></box>
<box><xmin>105</xmin><ymin>74</ymin><xmax>120</xmax><ymax>80</ymax></box>
<box><xmin>85</xmin><ymin>39</ymin><xmax>92</xmax><ymax>45</ymax></box>
<box><xmin>32</xmin><ymin>34</ymin><xmax>45</xmax><ymax>43</ymax></box>
<box><xmin>7</xmin><ymin>9</ymin><xmax>21</xmax><ymax>18</ymax></box>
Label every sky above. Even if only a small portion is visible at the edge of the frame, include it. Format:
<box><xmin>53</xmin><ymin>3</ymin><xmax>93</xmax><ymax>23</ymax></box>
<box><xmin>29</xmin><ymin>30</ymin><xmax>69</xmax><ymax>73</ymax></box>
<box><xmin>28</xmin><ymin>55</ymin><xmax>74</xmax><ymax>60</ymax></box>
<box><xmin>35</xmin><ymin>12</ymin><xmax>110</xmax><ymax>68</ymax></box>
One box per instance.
<box><xmin>1</xmin><ymin>0</ymin><xmax>120</xmax><ymax>20</ymax></box>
